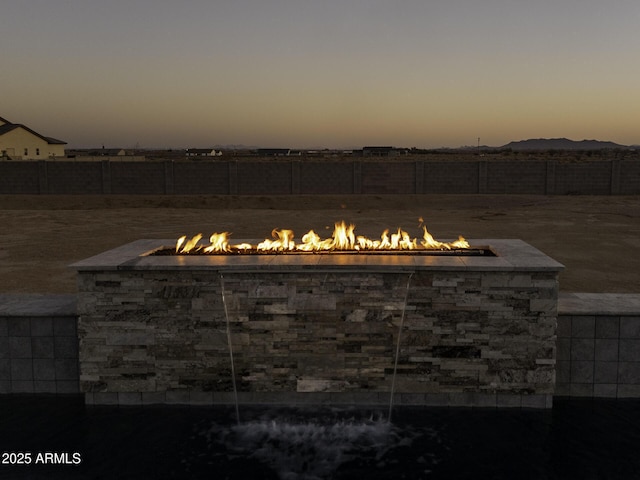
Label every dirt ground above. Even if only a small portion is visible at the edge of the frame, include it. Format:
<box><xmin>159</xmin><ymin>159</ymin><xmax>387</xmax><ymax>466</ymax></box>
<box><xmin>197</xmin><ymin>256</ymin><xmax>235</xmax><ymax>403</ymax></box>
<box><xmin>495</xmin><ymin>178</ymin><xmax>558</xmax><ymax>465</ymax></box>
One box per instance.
<box><xmin>1</xmin><ymin>194</ymin><xmax>639</xmax><ymax>294</ymax></box>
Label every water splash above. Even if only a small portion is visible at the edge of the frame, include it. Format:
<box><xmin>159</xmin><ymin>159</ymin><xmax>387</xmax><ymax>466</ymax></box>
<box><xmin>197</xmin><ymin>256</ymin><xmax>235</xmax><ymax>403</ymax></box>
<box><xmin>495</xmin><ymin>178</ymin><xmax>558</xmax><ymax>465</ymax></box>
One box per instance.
<box><xmin>187</xmin><ymin>409</ymin><xmax>439</xmax><ymax>479</ymax></box>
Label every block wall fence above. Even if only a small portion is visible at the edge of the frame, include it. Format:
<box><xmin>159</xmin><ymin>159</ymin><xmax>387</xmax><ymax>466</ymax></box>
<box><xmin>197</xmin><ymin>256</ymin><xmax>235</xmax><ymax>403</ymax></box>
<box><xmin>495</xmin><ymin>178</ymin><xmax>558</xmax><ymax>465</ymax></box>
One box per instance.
<box><xmin>1</xmin><ymin>159</ymin><xmax>639</xmax><ymax>195</ymax></box>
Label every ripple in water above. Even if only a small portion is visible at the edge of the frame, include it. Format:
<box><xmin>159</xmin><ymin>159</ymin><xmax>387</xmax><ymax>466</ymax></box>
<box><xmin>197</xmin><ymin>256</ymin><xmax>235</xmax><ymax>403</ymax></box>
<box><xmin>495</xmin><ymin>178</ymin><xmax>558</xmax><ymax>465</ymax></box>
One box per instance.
<box><xmin>185</xmin><ymin>409</ymin><xmax>442</xmax><ymax>479</ymax></box>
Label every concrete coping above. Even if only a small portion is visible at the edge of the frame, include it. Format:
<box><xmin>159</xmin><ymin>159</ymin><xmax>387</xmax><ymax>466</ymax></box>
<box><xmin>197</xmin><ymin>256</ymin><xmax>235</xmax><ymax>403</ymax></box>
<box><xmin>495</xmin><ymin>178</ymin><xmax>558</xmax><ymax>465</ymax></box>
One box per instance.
<box><xmin>69</xmin><ymin>238</ymin><xmax>564</xmax><ymax>273</ymax></box>
<box><xmin>0</xmin><ymin>294</ymin><xmax>77</xmax><ymax>317</ymax></box>
<box><xmin>559</xmin><ymin>292</ymin><xmax>640</xmax><ymax>315</ymax></box>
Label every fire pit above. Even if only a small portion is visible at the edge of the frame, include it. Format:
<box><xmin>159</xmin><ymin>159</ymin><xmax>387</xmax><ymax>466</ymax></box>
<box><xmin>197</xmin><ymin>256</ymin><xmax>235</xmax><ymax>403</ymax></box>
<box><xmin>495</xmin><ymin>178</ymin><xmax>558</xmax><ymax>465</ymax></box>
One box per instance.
<box><xmin>150</xmin><ymin>220</ymin><xmax>494</xmax><ymax>257</ymax></box>
<box><xmin>168</xmin><ymin>220</ymin><xmax>478</xmax><ymax>255</ymax></box>
<box><xmin>72</xmin><ymin>226</ymin><xmax>563</xmax><ymax>408</ymax></box>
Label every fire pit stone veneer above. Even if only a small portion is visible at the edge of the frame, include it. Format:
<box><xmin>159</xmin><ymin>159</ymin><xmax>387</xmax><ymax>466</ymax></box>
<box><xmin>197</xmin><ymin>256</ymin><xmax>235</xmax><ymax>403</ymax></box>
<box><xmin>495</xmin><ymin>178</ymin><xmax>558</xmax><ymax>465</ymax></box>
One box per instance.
<box><xmin>72</xmin><ymin>239</ymin><xmax>563</xmax><ymax>408</ymax></box>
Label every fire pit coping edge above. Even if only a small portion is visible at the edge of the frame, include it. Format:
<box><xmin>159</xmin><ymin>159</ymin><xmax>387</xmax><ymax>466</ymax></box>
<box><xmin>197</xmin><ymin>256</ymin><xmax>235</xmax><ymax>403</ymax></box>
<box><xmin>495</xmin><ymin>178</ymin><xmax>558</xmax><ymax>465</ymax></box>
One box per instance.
<box><xmin>69</xmin><ymin>239</ymin><xmax>564</xmax><ymax>273</ymax></box>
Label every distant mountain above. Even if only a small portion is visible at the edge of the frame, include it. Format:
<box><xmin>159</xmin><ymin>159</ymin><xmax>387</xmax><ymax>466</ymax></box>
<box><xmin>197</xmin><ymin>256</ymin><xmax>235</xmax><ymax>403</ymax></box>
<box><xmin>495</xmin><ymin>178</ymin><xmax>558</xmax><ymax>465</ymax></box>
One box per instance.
<box><xmin>501</xmin><ymin>138</ymin><xmax>627</xmax><ymax>151</ymax></box>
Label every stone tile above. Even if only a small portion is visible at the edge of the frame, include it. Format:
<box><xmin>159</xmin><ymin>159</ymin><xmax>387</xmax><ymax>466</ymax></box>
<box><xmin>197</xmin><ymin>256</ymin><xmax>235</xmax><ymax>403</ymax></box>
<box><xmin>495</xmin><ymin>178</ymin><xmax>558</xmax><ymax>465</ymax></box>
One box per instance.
<box><xmin>617</xmin><ymin>385</ymin><xmax>640</xmax><ymax>398</ymax></box>
<box><xmin>11</xmin><ymin>380</ymin><xmax>34</xmax><ymax>393</ymax></box>
<box><xmin>118</xmin><ymin>392</ymin><xmax>142</xmax><ymax>405</ymax></box>
<box><xmin>557</xmin><ymin>338</ymin><xmax>571</xmax><ymax>361</ymax></box>
<box><xmin>190</xmin><ymin>391</ymin><xmax>213</xmax><ymax>405</ymax></box>
<box><xmin>496</xmin><ymin>394</ymin><xmax>522</xmax><ymax>408</ymax></box>
<box><xmin>593</xmin><ymin>384</ymin><xmax>617</xmax><ymax>398</ymax></box>
<box><xmin>94</xmin><ymin>392</ymin><xmax>118</xmax><ymax>405</ymax></box>
<box><xmin>521</xmin><ymin>395</ymin><xmax>549</xmax><ymax>409</ymax></box>
<box><xmin>166</xmin><ymin>390</ymin><xmax>190</xmax><ymax>404</ymax></box>
<box><xmin>553</xmin><ymin>384</ymin><xmax>571</xmax><ymax>396</ymax></box>
<box><xmin>34</xmin><ymin>380</ymin><xmax>57</xmax><ymax>393</ymax></box>
<box><xmin>9</xmin><ymin>337</ymin><xmax>32</xmax><ymax>358</ymax></box>
<box><xmin>595</xmin><ymin>339</ymin><xmax>619</xmax><ymax>362</ymax></box>
<box><xmin>571</xmin><ymin>339</ymin><xmax>594</xmax><ymax>361</ymax></box>
<box><xmin>595</xmin><ymin>316</ymin><xmax>620</xmax><ymax>339</ymax></box>
<box><xmin>556</xmin><ymin>361</ymin><xmax>571</xmax><ymax>384</ymax></box>
<box><xmin>0</xmin><ymin>359</ymin><xmax>10</xmax><ymax>380</ymax></box>
<box><xmin>11</xmin><ymin>359</ymin><xmax>33</xmax><ymax>380</ymax></box>
<box><xmin>0</xmin><ymin>294</ymin><xmax>77</xmax><ymax>316</ymax></box>
<box><xmin>571</xmin><ymin>361</ymin><xmax>594</xmax><ymax>383</ymax></box>
<box><xmin>422</xmin><ymin>393</ymin><xmax>449</xmax><ymax>406</ymax></box>
<box><xmin>621</xmin><ymin>317</ymin><xmax>640</xmax><ymax>339</ymax></box>
<box><xmin>594</xmin><ymin>362</ymin><xmax>618</xmax><ymax>383</ymax></box>
<box><xmin>32</xmin><ymin>337</ymin><xmax>55</xmax><ymax>359</ymax></box>
<box><xmin>472</xmin><ymin>393</ymin><xmax>497</xmax><ymax>408</ymax></box>
<box><xmin>30</xmin><ymin>318</ymin><xmax>53</xmax><ymax>337</ymax></box>
<box><xmin>556</xmin><ymin>316</ymin><xmax>571</xmax><ymax>338</ymax></box>
<box><xmin>571</xmin><ymin>316</ymin><xmax>595</xmax><ymax>338</ymax></box>
<box><xmin>618</xmin><ymin>363</ymin><xmax>640</xmax><ymax>384</ymax></box>
<box><xmin>559</xmin><ymin>294</ymin><xmax>640</xmax><ymax>315</ymax></box>
<box><xmin>619</xmin><ymin>340</ymin><xmax>640</xmax><ymax>362</ymax></box>
<box><xmin>448</xmin><ymin>392</ymin><xmax>474</xmax><ymax>407</ymax></box>
<box><xmin>7</xmin><ymin>318</ymin><xmax>30</xmax><ymax>336</ymax></box>
<box><xmin>55</xmin><ymin>359</ymin><xmax>79</xmax><ymax>380</ymax></box>
<box><xmin>54</xmin><ymin>337</ymin><xmax>79</xmax><ymax>359</ymax></box>
<box><xmin>56</xmin><ymin>381</ymin><xmax>80</xmax><ymax>394</ymax></box>
<box><xmin>399</xmin><ymin>393</ymin><xmax>426</xmax><ymax>405</ymax></box>
<box><xmin>53</xmin><ymin>317</ymin><xmax>77</xmax><ymax>337</ymax></box>
<box><xmin>568</xmin><ymin>383</ymin><xmax>593</xmax><ymax>397</ymax></box>
<box><xmin>142</xmin><ymin>392</ymin><xmax>166</xmax><ymax>405</ymax></box>
<box><xmin>33</xmin><ymin>359</ymin><xmax>56</xmax><ymax>380</ymax></box>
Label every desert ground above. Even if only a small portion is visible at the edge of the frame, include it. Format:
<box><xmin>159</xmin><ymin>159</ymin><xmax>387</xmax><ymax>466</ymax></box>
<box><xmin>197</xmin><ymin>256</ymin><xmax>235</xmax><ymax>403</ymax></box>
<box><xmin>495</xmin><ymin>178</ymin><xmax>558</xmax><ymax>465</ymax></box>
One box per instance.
<box><xmin>0</xmin><ymin>194</ymin><xmax>639</xmax><ymax>294</ymax></box>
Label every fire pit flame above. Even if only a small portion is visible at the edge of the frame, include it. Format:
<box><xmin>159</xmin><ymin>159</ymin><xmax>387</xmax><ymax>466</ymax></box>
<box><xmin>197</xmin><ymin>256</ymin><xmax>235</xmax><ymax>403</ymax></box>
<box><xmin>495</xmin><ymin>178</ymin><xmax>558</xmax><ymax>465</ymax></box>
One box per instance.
<box><xmin>175</xmin><ymin>220</ymin><xmax>470</xmax><ymax>255</ymax></box>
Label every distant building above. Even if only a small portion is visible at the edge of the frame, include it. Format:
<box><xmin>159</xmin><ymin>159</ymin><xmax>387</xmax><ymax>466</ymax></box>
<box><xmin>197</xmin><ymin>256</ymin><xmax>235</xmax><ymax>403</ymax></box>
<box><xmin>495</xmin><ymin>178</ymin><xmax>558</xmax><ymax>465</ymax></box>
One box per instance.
<box><xmin>185</xmin><ymin>148</ymin><xmax>222</xmax><ymax>157</ymax></box>
<box><xmin>362</xmin><ymin>146</ymin><xmax>397</xmax><ymax>157</ymax></box>
<box><xmin>85</xmin><ymin>148</ymin><xmax>127</xmax><ymax>156</ymax></box>
<box><xmin>0</xmin><ymin>116</ymin><xmax>66</xmax><ymax>160</ymax></box>
<box><xmin>256</xmin><ymin>148</ymin><xmax>291</xmax><ymax>156</ymax></box>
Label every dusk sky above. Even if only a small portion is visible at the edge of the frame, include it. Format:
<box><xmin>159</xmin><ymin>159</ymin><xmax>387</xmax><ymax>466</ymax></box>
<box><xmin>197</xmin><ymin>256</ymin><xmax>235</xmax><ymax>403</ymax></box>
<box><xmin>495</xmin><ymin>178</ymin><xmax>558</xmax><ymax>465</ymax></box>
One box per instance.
<box><xmin>3</xmin><ymin>1</ymin><xmax>639</xmax><ymax>149</ymax></box>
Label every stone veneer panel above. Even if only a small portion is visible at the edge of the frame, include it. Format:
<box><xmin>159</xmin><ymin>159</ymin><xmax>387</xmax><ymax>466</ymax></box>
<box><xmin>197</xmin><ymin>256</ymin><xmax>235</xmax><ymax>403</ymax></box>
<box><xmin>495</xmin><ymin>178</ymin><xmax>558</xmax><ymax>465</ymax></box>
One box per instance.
<box><xmin>73</xmin><ymin>239</ymin><xmax>562</xmax><ymax>406</ymax></box>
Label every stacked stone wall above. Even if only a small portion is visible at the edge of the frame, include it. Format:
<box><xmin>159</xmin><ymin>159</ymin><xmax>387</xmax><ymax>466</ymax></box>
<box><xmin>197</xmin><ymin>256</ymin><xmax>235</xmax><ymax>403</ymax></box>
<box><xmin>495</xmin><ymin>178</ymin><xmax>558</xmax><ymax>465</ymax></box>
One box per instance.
<box><xmin>76</xmin><ymin>268</ymin><xmax>558</xmax><ymax>406</ymax></box>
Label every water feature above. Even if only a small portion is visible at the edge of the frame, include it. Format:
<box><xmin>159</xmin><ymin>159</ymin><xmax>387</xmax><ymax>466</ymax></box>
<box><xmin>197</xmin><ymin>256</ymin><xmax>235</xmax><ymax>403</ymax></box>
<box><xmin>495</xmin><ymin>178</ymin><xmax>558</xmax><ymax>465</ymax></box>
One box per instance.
<box><xmin>2</xmin><ymin>397</ymin><xmax>640</xmax><ymax>479</ymax></box>
<box><xmin>388</xmin><ymin>272</ymin><xmax>414</xmax><ymax>423</ymax></box>
<box><xmin>219</xmin><ymin>272</ymin><xmax>241</xmax><ymax>425</ymax></box>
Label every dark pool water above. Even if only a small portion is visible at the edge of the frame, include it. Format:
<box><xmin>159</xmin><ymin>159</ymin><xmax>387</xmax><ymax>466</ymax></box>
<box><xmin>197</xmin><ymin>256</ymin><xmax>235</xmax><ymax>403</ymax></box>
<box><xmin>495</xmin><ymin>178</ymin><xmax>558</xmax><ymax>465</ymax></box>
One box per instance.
<box><xmin>1</xmin><ymin>396</ymin><xmax>639</xmax><ymax>479</ymax></box>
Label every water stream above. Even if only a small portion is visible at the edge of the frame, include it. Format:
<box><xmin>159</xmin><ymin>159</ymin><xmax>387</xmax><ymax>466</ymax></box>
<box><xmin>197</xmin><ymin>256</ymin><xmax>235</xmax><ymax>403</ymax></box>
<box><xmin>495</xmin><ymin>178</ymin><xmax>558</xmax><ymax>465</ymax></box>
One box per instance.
<box><xmin>388</xmin><ymin>272</ymin><xmax>414</xmax><ymax>423</ymax></box>
<box><xmin>219</xmin><ymin>272</ymin><xmax>241</xmax><ymax>425</ymax></box>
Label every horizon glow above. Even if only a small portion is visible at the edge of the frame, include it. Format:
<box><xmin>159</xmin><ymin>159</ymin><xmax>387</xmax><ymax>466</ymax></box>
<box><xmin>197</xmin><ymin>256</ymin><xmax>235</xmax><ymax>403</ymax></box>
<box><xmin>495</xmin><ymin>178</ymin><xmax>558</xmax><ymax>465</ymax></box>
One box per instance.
<box><xmin>2</xmin><ymin>1</ymin><xmax>639</xmax><ymax>149</ymax></box>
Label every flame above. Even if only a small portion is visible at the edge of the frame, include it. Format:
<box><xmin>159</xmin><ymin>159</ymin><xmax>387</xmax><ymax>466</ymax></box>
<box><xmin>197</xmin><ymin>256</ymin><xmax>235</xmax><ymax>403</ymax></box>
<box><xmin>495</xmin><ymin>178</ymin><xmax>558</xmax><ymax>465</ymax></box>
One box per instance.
<box><xmin>175</xmin><ymin>219</ymin><xmax>469</xmax><ymax>254</ymax></box>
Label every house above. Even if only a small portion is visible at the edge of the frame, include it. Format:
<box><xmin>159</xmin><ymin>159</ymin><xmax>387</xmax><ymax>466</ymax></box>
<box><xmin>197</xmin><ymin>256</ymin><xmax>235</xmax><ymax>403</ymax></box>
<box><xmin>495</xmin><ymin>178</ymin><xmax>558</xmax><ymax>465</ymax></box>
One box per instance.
<box><xmin>185</xmin><ymin>148</ymin><xmax>222</xmax><ymax>157</ymax></box>
<box><xmin>0</xmin><ymin>116</ymin><xmax>67</xmax><ymax>159</ymax></box>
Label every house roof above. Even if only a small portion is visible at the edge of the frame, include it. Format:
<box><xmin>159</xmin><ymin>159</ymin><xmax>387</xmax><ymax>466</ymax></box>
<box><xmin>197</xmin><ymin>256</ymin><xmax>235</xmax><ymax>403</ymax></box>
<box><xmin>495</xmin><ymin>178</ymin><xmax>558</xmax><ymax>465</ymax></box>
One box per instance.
<box><xmin>0</xmin><ymin>121</ymin><xmax>67</xmax><ymax>145</ymax></box>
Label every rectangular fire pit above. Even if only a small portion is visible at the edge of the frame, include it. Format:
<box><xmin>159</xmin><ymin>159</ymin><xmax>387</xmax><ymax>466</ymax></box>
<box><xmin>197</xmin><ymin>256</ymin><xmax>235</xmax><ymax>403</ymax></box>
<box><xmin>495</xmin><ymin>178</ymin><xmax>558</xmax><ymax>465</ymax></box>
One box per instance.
<box><xmin>72</xmin><ymin>239</ymin><xmax>563</xmax><ymax>408</ymax></box>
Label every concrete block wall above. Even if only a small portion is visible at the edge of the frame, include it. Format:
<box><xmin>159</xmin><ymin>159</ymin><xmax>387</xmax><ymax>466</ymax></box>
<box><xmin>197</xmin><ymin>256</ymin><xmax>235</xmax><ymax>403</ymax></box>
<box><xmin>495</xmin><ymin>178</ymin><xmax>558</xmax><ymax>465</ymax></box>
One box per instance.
<box><xmin>556</xmin><ymin>293</ymin><xmax>640</xmax><ymax>398</ymax></box>
<box><xmin>0</xmin><ymin>295</ymin><xmax>79</xmax><ymax>394</ymax></box>
<box><xmin>1</xmin><ymin>158</ymin><xmax>639</xmax><ymax>195</ymax></box>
